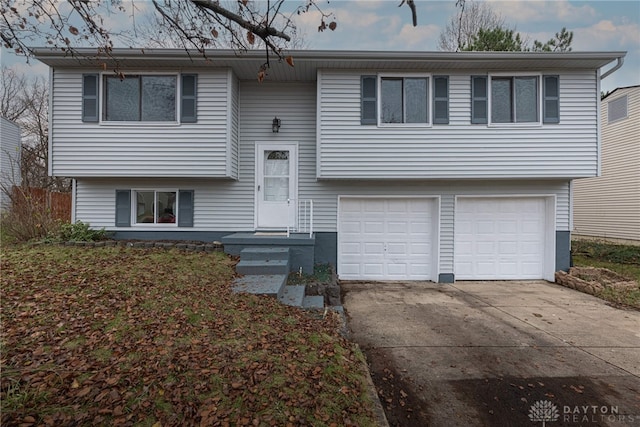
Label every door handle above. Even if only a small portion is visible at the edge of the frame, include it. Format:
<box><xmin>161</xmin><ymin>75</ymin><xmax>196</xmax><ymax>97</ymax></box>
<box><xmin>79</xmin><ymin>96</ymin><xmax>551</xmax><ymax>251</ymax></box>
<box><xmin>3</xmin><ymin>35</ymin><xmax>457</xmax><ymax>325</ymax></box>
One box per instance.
<box><xmin>257</xmin><ymin>185</ymin><xmax>261</xmax><ymax>191</ymax></box>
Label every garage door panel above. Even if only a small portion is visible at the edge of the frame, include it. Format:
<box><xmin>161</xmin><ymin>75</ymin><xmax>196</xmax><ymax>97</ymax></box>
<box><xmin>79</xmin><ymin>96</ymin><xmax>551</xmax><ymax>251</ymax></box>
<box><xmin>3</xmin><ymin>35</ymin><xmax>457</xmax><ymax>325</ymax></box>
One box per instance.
<box><xmin>363</xmin><ymin>200</ymin><xmax>385</xmax><ymax>212</ymax></box>
<box><xmin>387</xmin><ymin>263</ymin><xmax>407</xmax><ymax>275</ymax></box>
<box><xmin>477</xmin><ymin>242</ymin><xmax>496</xmax><ymax>254</ymax></box>
<box><xmin>455</xmin><ymin>197</ymin><xmax>548</xmax><ymax>280</ymax></box>
<box><xmin>363</xmin><ymin>263</ymin><xmax>384</xmax><ymax>275</ymax></box>
<box><xmin>340</xmin><ymin>220</ymin><xmax>362</xmax><ymax>233</ymax></box>
<box><xmin>339</xmin><ymin>197</ymin><xmax>437</xmax><ymax>281</ymax></box>
<box><xmin>341</xmin><ymin>242</ymin><xmax>361</xmax><ymax>255</ymax></box>
<box><xmin>387</xmin><ymin>243</ymin><xmax>408</xmax><ymax>254</ymax></box>
<box><xmin>364</xmin><ymin>242</ymin><xmax>384</xmax><ymax>254</ymax></box>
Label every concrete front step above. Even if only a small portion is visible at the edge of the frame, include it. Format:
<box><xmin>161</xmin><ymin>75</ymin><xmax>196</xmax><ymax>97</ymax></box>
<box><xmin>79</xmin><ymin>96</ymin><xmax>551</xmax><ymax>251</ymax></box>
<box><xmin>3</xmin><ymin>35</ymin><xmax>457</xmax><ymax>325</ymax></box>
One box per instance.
<box><xmin>232</xmin><ymin>274</ymin><xmax>287</xmax><ymax>298</ymax></box>
<box><xmin>302</xmin><ymin>295</ymin><xmax>325</xmax><ymax>310</ymax></box>
<box><xmin>278</xmin><ymin>285</ymin><xmax>305</xmax><ymax>307</ymax></box>
<box><xmin>236</xmin><ymin>259</ymin><xmax>289</xmax><ymax>275</ymax></box>
<box><xmin>240</xmin><ymin>247</ymin><xmax>290</xmax><ymax>261</ymax></box>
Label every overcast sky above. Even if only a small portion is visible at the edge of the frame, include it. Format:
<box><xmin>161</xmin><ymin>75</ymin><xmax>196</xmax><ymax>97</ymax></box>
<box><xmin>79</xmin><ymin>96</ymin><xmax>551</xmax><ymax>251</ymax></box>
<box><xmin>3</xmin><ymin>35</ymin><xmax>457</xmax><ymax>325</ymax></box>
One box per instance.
<box><xmin>2</xmin><ymin>0</ymin><xmax>638</xmax><ymax>93</ymax></box>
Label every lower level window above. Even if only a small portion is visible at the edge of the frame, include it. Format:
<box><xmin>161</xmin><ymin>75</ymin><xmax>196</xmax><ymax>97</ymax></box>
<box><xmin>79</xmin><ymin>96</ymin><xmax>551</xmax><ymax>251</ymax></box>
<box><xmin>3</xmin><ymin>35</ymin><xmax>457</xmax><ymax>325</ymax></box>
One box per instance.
<box><xmin>135</xmin><ymin>190</ymin><xmax>177</xmax><ymax>224</ymax></box>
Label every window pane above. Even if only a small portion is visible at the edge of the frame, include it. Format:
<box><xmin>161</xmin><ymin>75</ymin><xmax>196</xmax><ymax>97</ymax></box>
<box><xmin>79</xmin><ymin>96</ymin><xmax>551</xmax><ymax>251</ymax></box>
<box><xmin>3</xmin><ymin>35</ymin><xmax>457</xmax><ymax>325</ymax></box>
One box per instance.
<box><xmin>135</xmin><ymin>191</ymin><xmax>154</xmax><ymax>223</ymax></box>
<box><xmin>491</xmin><ymin>78</ymin><xmax>512</xmax><ymax>123</ymax></box>
<box><xmin>142</xmin><ymin>76</ymin><xmax>176</xmax><ymax>121</ymax></box>
<box><xmin>264</xmin><ymin>178</ymin><xmax>289</xmax><ymax>201</ymax></box>
<box><xmin>157</xmin><ymin>191</ymin><xmax>177</xmax><ymax>223</ymax></box>
<box><xmin>405</xmin><ymin>78</ymin><xmax>428</xmax><ymax>123</ymax></box>
<box><xmin>106</xmin><ymin>77</ymin><xmax>140</xmax><ymax>121</ymax></box>
<box><xmin>515</xmin><ymin>77</ymin><xmax>538</xmax><ymax>122</ymax></box>
<box><xmin>381</xmin><ymin>78</ymin><xmax>403</xmax><ymax>123</ymax></box>
<box><xmin>265</xmin><ymin>151</ymin><xmax>289</xmax><ymax>176</ymax></box>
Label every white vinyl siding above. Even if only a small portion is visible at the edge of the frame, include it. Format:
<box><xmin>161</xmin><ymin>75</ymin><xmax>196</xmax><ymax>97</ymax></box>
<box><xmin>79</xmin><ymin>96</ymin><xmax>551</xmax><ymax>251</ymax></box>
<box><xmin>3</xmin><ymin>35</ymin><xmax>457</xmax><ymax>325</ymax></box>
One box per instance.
<box><xmin>0</xmin><ymin>118</ymin><xmax>21</xmax><ymax>210</ymax></box>
<box><xmin>573</xmin><ymin>86</ymin><xmax>640</xmax><ymax>241</ymax></box>
<box><xmin>50</xmin><ymin>68</ymin><xmax>235</xmax><ymax>178</ymax></box>
<box><xmin>318</xmin><ymin>70</ymin><xmax>598</xmax><ymax>179</ymax></box>
<box><xmin>72</xmin><ymin>82</ymin><xmax>571</xmax><ymax>277</ymax></box>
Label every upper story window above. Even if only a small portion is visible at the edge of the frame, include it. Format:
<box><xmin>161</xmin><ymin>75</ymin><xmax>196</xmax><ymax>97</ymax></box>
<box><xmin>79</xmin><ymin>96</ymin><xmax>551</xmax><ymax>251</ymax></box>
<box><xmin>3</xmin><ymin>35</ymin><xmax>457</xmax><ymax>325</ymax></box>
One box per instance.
<box><xmin>381</xmin><ymin>77</ymin><xmax>428</xmax><ymax>124</ymax></box>
<box><xmin>472</xmin><ymin>74</ymin><xmax>559</xmax><ymax>125</ymax></box>
<box><xmin>105</xmin><ymin>75</ymin><xmax>176</xmax><ymax>122</ymax></box>
<box><xmin>361</xmin><ymin>74</ymin><xmax>449</xmax><ymax>126</ymax></box>
<box><xmin>82</xmin><ymin>73</ymin><xmax>197</xmax><ymax>124</ymax></box>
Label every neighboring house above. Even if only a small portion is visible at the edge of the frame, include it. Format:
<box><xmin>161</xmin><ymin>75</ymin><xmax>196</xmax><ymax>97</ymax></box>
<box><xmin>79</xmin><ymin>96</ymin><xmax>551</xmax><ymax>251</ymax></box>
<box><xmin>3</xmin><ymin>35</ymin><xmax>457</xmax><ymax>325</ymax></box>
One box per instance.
<box><xmin>33</xmin><ymin>48</ymin><xmax>625</xmax><ymax>282</ymax></box>
<box><xmin>0</xmin><ymin>117</ymin><xmax>22</xmax><ymax>211</ymax></box>
<box><xmin>572</xmin><ymin>85</ymin><xmax>640</xmax><ymax>244</ymax></box>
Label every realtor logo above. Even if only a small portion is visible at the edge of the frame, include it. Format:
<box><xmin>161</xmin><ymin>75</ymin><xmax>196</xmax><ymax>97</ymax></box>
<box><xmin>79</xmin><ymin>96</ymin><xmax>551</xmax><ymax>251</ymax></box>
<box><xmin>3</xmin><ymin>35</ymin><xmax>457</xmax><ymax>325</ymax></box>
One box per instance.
<box><xmin>529</xmin><ymin>400</ymin><xmax>560</xmax><ymax>426</ymax></box>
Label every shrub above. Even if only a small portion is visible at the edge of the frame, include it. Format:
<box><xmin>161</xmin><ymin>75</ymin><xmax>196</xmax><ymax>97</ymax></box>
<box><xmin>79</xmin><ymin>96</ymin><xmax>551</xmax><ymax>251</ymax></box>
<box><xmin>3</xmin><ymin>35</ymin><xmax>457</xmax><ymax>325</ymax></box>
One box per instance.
<box><xmin>55</xmin><ymin>221</ymin><xmax>108</xmax><ymax>242</ymax></box>
<box><xmin>0</xmin><ymin>186</ymin><xmax>63</xmax><ymax>244</ymax></box>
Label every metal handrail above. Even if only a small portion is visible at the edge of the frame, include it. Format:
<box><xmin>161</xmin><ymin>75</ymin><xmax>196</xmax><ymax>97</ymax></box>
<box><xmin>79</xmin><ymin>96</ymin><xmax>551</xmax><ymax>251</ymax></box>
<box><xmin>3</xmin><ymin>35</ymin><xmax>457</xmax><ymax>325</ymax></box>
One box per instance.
<box><xmin>287</xmin><ymin>199</ymin><xmax>314</xmax><ymax>238</ymax></box>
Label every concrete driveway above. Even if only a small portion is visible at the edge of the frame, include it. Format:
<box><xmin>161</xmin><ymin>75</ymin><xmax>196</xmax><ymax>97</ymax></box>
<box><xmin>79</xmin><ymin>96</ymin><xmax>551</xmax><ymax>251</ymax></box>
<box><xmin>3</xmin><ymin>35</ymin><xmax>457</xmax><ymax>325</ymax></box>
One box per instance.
<box><xmin>342</xmin><ymin>280</ymin><xmax>640</xmax><ymax>427</ymax></box>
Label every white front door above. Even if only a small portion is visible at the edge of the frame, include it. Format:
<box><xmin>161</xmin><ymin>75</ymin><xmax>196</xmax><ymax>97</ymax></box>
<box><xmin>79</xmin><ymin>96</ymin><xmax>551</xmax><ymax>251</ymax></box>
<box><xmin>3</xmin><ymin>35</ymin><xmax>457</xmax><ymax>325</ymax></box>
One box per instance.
<box><xmin>255</xmin><ymin>143</ymin><xmax>298</xmax><ymax>229</ymax></box>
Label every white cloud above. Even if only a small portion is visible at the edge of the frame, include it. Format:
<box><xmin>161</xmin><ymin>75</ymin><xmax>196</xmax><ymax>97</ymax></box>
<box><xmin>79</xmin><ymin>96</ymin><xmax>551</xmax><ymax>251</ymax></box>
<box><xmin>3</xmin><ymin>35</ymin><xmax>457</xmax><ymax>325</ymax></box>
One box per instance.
<box><xmin>486</xmin><ymin>0</ymin><xmax>597</xmax><ymax>25</ymax></box>
<box><xmin>573</xmin><ymin>19</ymin><xmax>640</xmax><ymax>51</ymax></box>
<box><xmin>392</xmin><ymin>23</ymin><xmax>442</xmax><ymax>50</ymax></box>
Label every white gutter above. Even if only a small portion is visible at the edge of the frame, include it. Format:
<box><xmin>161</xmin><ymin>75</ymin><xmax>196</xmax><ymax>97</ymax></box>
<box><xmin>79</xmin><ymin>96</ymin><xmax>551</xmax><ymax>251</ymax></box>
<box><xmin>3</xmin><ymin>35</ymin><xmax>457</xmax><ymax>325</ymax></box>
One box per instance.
<box><xmin>601</xmin><ymin>56</ymin><xmax>625</xmax><ymax>80</ymax></box>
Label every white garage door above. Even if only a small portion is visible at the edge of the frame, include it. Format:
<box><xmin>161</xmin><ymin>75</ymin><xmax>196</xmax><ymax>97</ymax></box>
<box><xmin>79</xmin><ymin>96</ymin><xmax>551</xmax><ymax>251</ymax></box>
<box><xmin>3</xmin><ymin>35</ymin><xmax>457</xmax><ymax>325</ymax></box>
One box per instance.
<box><xmin>455</xmin><ymin>197</ymin><xmax>551</xmax><ymax>280</ymax></box>
<box><xmin>338</xmin><ymin>197</ymin><xmax>437</xmax><ymax>281</ymax></box>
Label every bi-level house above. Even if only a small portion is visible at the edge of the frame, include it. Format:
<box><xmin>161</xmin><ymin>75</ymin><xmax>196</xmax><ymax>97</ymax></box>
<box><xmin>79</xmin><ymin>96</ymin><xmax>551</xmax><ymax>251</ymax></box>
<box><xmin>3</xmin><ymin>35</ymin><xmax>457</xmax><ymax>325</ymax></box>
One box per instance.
<box><xmin>33</xmin><ymin>48</ymin><xmax>625</xmax><ymax>283</ymax></box>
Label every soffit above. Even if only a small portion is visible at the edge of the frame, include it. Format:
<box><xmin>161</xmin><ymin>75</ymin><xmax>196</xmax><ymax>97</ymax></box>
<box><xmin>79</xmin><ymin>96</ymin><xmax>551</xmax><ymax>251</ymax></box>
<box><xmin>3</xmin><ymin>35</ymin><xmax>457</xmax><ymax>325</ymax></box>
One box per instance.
<box><xmin>32</xmin><ymin>48</ymin><xmax>626</xmax><ymax>82</ymax></box>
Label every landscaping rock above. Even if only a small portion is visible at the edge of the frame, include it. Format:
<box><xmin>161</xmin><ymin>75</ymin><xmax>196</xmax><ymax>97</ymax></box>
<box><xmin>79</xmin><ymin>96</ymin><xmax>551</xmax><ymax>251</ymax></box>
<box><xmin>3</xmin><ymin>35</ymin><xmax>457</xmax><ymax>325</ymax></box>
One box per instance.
<box><xmin>555</xmin><ymin>266</ymin><xmax>638</xmax><ymax>296</ymax></box>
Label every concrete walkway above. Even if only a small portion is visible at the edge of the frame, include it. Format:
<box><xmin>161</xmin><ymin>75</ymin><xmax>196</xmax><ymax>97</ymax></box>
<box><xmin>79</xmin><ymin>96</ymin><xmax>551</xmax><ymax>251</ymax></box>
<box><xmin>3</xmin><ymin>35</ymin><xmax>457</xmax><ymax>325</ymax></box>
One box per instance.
<box><xmin>343</xmin><ymin>280</ymin><xmax>640</xmax><ymax>427</ymax></box>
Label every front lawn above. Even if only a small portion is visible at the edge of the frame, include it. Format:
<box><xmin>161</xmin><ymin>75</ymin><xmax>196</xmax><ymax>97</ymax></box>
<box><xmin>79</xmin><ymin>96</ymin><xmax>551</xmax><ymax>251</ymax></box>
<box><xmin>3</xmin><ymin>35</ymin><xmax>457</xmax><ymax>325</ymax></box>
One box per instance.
<box><xmin>571</xmin><ymin>240</ymin><xmax>640</xmax><ymax>309</ymax></box>
<box><xmin>1</xmin><ymin>245</ymin><xmax>377</xmax><ymax>426</ymax></box>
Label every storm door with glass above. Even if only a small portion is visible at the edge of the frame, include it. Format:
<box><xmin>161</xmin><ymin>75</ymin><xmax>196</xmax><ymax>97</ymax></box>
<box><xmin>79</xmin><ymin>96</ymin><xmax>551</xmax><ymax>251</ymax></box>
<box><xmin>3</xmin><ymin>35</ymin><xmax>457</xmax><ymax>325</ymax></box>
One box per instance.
<box><xmin>255</xmin><ymin>143</ymin><xmax>298</xmax><ymax>229</ymax></box>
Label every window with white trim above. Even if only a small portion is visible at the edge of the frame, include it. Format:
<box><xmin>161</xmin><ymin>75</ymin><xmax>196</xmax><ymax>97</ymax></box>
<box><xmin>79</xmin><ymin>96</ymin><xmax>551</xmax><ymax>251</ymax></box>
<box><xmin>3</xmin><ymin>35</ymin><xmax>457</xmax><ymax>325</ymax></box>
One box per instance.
<box><xmin>134</xmin><ymin>190</ymin><xmax>177</xmax><ymax>225</ymax></box>
<box><xmin>82</xmin><ymin>73</ymin><xmax>197</xmax><ymax>123</ymax></box>
<box><xmin>381</xmin><ymin>77</ymin><xmax>429</xmax><ymax>124</ymax></box>
<box><xmin>105</xmin><ymin>75</ymin><xmax>176</xmax><ymax>122</ymax></box>
<box><xmin>491</xmin><ymin>76</ymin><xmax>538</xmax><ymax>123</ymax></box>
<box><xmin>361</xmin><ymin>74</ymin><xmax>449</xmax><ymax>126</ymax></box>
<box><xmin>471</xmin><ymin>74</ymin><xmax>559</xmax><ymax>125</ymax></box>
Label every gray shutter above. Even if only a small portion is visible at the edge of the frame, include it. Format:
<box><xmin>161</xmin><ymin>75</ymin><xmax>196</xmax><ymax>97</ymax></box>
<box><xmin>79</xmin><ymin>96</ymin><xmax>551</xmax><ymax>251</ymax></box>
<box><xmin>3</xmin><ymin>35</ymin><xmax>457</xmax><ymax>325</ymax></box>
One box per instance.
<box><xmin>82</xmin><ymin>74</ymin><xmax>99</xmax><ymax>122</ymax></box>
<box><xmin>115</xmin><ymin>190</ymin><xmax>131</xmax><ymax>227</ymax></box>
<box><xmin>471</xmin><ymin>76</ymin><xmax>488</xmax><ymax>124</ymax></box>
<box><xmin>543</xmin><ymin>75</ymin><xmax>560</xmax><ymax>123</ymax></box>
<box><xmin>178</xmin><ymin>190</ymin><xmax>194</xmax><ymax>227</ymax></box>
<box><xmin>361</xmin><ymin>75</ymin><xmax>377</xmax><ymax>125</ymax></box>
<box><xmin>181</xmin><ymin>74</ymin><xmax>197</xmax><ymax>123</ymax></box>
<box><xmin>433</xmin><ymin>76</ymin><xmax>449</xmax><ymax>124</ymax></box>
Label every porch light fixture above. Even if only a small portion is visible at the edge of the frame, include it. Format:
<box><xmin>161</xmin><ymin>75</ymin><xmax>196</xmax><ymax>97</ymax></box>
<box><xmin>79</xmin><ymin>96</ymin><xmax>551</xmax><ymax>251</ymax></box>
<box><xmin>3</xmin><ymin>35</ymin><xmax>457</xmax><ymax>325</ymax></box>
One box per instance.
<box><xmin>272</xmin><ymin>116</ymin><xmax>281</xmax><ymax>133</ymax></box>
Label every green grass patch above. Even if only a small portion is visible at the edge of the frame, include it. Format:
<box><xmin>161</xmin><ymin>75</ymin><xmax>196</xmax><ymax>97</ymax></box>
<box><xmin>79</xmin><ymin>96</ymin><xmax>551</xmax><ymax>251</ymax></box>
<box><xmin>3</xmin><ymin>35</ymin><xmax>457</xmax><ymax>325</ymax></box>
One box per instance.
<box><xmin>572</xmin><ymin>240</ymin><xmax>640</xmax><ymax>308</ymax></box>
<box><xmin>288</xmin><ymin>263</ymin><xmax>332</xmax><ymax>285</ymax></box>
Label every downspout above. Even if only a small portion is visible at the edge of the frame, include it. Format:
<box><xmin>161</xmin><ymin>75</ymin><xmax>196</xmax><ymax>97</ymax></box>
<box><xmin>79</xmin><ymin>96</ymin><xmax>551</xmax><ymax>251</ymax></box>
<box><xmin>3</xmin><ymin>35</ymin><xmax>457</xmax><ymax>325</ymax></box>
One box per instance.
<box><xmin>600</xmin><ymin>56</ymin><xmax>624</xmax><ymax>80</ymax></box>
